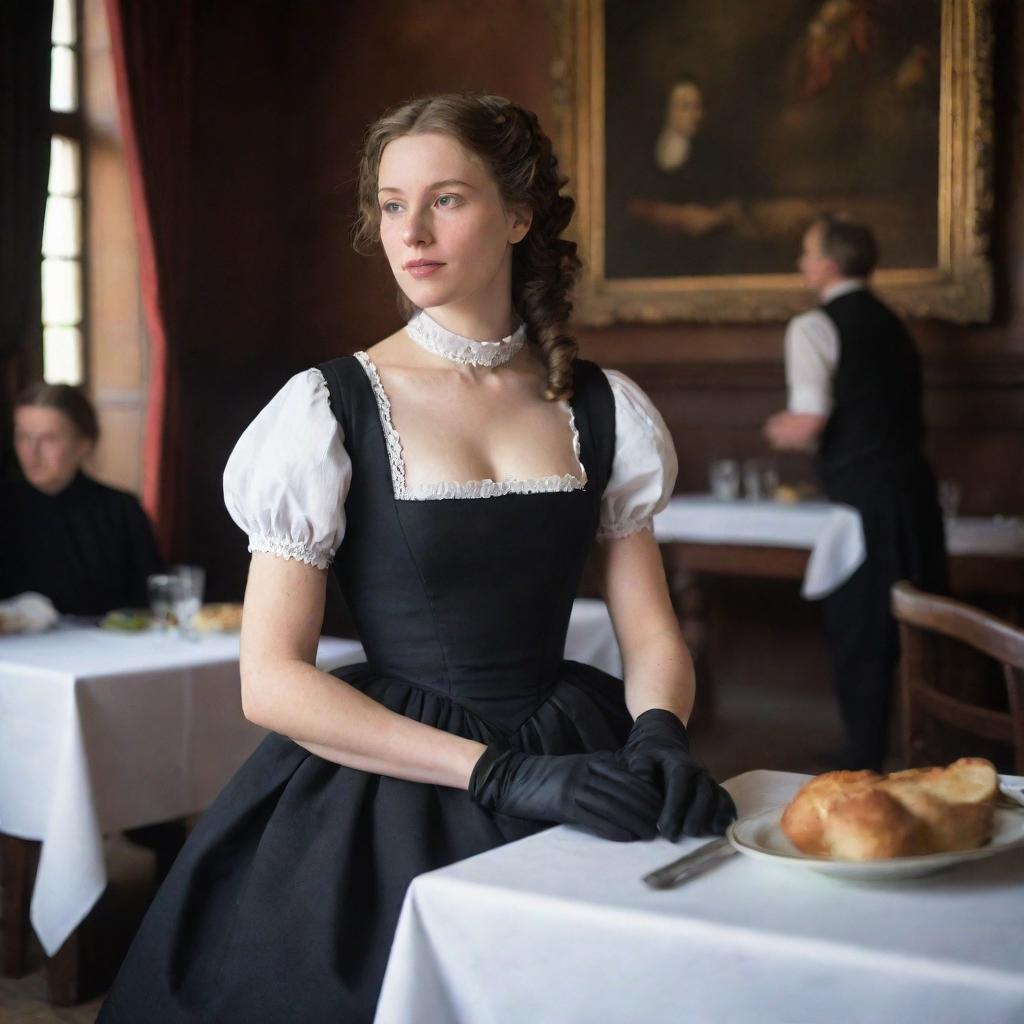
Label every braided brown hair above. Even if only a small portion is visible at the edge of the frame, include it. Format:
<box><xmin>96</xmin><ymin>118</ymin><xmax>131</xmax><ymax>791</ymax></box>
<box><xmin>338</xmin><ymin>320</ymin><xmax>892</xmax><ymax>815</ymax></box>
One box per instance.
<box><xmin>353</xmin><ymin>93</ymin><xmax>581</xmax><ymax>400</ymax></box>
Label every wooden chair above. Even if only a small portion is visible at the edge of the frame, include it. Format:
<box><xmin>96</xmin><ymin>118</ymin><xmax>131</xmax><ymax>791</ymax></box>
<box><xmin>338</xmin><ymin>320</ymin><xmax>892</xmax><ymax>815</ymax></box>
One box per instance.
<box><xmin>892</xmin><ymin>581</ymin><xmax>1024</xmax><ymax>774</ymax></box>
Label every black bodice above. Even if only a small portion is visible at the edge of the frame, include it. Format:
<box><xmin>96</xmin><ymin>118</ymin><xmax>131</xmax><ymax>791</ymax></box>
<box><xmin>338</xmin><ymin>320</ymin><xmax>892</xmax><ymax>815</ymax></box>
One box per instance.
<box><xmin>318</xmin><ymin>355</ymin><xmax>616</xmax><ymax>731</ymax></box>
<box><xmin>99</xmin><ymin>354</ymin><xmax>635</xmax><ymax>1024</ymax></box>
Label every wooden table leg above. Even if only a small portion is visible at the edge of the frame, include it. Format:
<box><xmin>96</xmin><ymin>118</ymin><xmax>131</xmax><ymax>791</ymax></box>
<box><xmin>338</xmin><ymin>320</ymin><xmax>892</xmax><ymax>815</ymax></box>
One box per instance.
<box><xmin>1</xmin><ymin>833</ymin><xmax>40</xmax><ymax>978</ymax></box>
<box><xmin>2</xmin><ymin>833</ymin><xmax>83</xmax><ymax>1003</ymax></box>
<box><xmin>45</xmin><ymin>928</ymin><xmax>80</xmax><ymax>1005</ymax></box>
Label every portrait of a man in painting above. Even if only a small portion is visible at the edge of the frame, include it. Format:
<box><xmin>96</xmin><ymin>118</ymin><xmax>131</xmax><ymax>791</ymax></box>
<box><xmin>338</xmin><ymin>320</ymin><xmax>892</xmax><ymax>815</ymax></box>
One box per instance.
<box><xmin>558</xmin><ymin>0</ymin><xmax>989</xmax><ymax>323</ymax></box>
<box><xmin>604</xmin><ymin>0</ymin><xmax>940</xmax><ymax>280</ymax></box>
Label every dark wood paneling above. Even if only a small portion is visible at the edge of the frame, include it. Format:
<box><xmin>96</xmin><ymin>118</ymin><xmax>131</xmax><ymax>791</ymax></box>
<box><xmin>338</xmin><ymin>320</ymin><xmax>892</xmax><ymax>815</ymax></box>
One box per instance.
<box><xmin>177</xmin><ymin>0</ymin><xmax>1024</xmax><ymax>600</ymax></box>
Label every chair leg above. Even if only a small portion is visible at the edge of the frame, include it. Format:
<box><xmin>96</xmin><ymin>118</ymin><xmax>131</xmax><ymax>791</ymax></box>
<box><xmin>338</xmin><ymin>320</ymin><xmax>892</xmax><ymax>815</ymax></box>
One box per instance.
<box><xmin>897</xmin><ymin>623</ymin><xmax>927</xmax><ymax>768</ymax></box>
<box><xmin>1</xmin><ymin>834</ymin><xmax>40</xmax><ymax>978</ymax></box>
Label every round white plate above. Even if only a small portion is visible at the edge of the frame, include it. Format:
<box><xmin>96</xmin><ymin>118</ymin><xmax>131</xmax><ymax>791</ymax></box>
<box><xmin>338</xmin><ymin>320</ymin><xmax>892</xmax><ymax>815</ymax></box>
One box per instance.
<box><xmin>727</xmin><ymin>806</ymin><xmax>1024</xmax><ymax>881</ymax></box>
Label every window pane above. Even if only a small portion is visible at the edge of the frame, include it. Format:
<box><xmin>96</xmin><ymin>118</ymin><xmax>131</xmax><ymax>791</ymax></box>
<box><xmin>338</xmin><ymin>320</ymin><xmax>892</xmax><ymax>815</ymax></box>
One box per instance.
<box><xmin>43</xmin><ymin>196</ymin><xmax>82</xmax><ymax>258</ymax></box>
<box><xmin>42</xmin><ymin>258</ymin><xmax>82</xmax><ymax>325</ymax></box>
<box><xmin>49</xmin><ymin>136</ymin><xmax>81</xmax><ymax>196</ymax></box>
<box><xmin>43</xmin><ymin>326</ymin><xmax>84</xmax><ymax>386</ymax></box>
<box><xmin>52</xmin><ymin>0</ymin><xmax>76</xmax><ymax>46</ymax></box>
<box><xmin>51</xmin><ymin>46</ymin><xmax>77</xmax><ymax>112</ymax></box>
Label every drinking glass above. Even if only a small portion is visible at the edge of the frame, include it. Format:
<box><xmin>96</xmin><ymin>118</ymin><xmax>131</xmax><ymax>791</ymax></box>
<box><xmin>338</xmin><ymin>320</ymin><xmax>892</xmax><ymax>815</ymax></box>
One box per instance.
<box><xmin>170</xmin><ymin>564</ymin><xmax>206</xmax><ymax>640</ymax></box>
<box><xmin>939</xmin><ymin>480</ymin><xmax>961</xmax><ymax>523</ymax></box>
<box><xmin>147</xmin><ymin>574</ymin><xmax>177</xmax><ymax>633</ymax></box>
<box><xmin>742</xmin><ymin>459</ymin><xmax>765</xmax><ymax>501</ymax></box>
<box><xmin>708</xmin><ymin>459</ymin><xmax>740</xmax><ymax>501</ymax></box>
<box><xmin>741</xmin><ymin>458</ymin><xmax>781</xmax><ymax>502</ymax></box>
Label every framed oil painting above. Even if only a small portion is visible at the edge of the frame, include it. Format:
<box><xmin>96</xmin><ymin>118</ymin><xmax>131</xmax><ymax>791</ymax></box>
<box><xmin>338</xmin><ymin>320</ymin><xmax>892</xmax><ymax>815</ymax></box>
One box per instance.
<box><xmin>552</xmin><ymin>0</ymin><xmax>993</xmax><ymax>323</ymax></box>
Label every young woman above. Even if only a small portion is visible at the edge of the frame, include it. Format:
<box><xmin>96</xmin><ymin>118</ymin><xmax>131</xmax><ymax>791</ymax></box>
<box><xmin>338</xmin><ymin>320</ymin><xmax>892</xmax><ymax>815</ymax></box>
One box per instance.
<box><xmin>99</xmin><ymin>93</ymin><xmax>734</xmax><ymax>1023</ymax></box>
<box><xmin>2</xmin><ymin>383</ymin><xmax>163</xmax><ymax>615</ymax></box>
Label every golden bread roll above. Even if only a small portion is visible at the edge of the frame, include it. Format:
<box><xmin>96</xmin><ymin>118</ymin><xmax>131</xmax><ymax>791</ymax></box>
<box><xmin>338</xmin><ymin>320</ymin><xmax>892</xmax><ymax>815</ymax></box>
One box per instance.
<box><xmin>878</xmin><ymin>760</ymin><xmax>997</xmax><ymax>854</ymax></box>
<box><xmin>780</xmin><ymin>758</ymin><xmax>998</xmax><ymax>860</ymax></box>
<box><xmin>773</xmin><ymin>484</ymin><xmax>801</xmax><ymax>504</ymax></box>
<box><xmin>193</xmin><ymin>602</ymin><xmax>244</xmax><ymax>632</ymax></box>
<box><xmin>780</xmin><ymin>770</ymin><xmax>879</xmax><ymax>856</ymax></box>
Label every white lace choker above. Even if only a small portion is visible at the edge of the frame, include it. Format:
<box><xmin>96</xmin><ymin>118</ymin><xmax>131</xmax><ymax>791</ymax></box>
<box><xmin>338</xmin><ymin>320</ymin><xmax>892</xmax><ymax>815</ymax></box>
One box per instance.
<box><xmin>406</xmin><ymin>311</ymin><xmax>526</xmax><ymax>367</ymax></box>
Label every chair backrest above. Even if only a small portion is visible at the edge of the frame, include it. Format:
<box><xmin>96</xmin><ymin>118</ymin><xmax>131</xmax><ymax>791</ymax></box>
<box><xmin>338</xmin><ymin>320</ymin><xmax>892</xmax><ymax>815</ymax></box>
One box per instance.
<box><xmin>891</xmin><ymin>581</ymin><xmax>1024</xmax><ymax>774</ymax></box>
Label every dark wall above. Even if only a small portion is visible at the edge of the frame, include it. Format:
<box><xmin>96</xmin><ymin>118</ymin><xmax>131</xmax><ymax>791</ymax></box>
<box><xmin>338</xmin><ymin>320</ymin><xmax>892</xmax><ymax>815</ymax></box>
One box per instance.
<box><xmin>180</xmin><ymin>0</ymin><xmax>1024</xmax><ymax>601</ymax></box>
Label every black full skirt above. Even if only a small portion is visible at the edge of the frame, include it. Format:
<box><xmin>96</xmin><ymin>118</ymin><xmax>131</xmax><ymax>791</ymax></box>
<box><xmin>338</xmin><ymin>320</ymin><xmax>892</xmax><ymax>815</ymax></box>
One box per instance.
<box><xmin>98</xmin><ymin>661</ymin><xmax>632</xmax><ymax>1024</ymax></box>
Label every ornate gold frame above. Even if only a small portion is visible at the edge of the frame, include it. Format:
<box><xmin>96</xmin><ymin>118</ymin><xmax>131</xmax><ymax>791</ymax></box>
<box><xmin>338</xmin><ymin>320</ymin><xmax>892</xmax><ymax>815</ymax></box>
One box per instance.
<box><xmin>552</xmin><ymin>0</ymin><xmax>993</xmax><ymax>324</ymax></box>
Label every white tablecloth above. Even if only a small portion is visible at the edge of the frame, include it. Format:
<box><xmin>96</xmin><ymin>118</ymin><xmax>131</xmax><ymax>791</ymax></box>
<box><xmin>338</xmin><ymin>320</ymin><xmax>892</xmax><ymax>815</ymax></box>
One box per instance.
<box><xmin>654</xmin><ymin>495</ymin><xmax>866</xmax><ymax>599</ymax></box>
<box><xmin>0</xmin><ymin>600</ymin><xmax>621</xmax><ymax>958</ymax></box>
<box><xmin>564</xmin><ymin>598</ymin><xmax>622</xmax><ymax>677</ymax></box>
<box><xmin>377</xmin><ymin>769</ymin><xmax>1024</xmax><ymax>1024</ymax></box>
<box><xmin>947</xmin><ymin>516</ymin><xmax>1024</xmax><ymax>557</ymax></box>
<box><xmin>0</xmin><ymin>626</ymin><xmax>363</xmax><ymax>956</ymax></box>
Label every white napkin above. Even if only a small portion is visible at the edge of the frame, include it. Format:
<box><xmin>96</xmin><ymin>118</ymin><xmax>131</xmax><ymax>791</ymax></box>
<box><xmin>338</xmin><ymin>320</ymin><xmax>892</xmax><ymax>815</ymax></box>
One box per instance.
<box><xmin>0</xmin><ymin>592</ymin><xmax>59</xmax><ymax>634</ymax></box>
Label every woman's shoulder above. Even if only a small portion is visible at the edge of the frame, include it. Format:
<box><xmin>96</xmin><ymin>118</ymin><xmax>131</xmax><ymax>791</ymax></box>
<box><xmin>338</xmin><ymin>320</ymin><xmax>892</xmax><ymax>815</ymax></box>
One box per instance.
<box><xmin>338</xmin><ymin>326</ymin><xmax>410</xmax><ymax>371</ymax></box>
<box><xmin>592</xmin><ymin>367</ymin><xmax>660</xmax><ymax>420</ymax></box>
<box><xmin>572</xmin><ymin>362</ymin><xmax>660</xmax><ymax>419</ymax></box>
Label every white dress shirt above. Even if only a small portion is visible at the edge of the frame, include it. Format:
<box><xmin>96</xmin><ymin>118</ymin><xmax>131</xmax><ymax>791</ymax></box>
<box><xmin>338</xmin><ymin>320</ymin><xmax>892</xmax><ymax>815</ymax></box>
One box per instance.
<box><xmin>785</xmin><ymin>279</ymin><xmax>866</xmax><ymax>415</ymax></box>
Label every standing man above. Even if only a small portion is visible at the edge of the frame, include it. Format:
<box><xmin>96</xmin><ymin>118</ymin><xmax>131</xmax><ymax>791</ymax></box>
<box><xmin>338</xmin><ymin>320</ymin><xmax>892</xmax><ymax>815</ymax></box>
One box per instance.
<box><xmin>764</xmin><ymin>214</ymin><xmax>947</xmax><ymax>771</ymax></box>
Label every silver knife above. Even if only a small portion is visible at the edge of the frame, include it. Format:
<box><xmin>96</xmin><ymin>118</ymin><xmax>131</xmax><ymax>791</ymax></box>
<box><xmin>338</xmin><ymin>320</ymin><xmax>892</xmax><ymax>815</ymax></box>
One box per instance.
<box><xmin>643</xmin><ymin>836</ymin><xmax>737</xmax><ymax>889</ymax></box>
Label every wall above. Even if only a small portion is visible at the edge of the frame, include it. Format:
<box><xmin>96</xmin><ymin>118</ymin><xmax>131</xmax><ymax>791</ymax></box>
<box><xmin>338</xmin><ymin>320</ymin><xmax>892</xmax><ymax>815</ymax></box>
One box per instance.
<box><xmin>177</xmin><ymin>0</ymin><xmax>1023</xmax><ymax>601</ymax></box>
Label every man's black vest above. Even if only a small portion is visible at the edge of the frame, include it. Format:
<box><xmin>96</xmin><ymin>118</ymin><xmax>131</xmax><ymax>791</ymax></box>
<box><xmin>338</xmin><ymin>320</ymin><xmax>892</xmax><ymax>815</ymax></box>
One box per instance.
<box><xmin>815</xmin><ymin>288</ymin><xmax>925</xmax><ymax>484</ymax></box>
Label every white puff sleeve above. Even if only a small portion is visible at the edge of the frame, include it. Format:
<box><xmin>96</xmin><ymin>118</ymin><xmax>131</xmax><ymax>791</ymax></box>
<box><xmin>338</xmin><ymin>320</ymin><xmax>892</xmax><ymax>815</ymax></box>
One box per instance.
<box><xmin>597</xmin><ymin>370</ymin><xmax>678</xmax><ymax>541</ymax></box>
<box><xmin>223</xmin><ymin>368</ymin><xmax>350</xmax><ymax>569</ymax></box>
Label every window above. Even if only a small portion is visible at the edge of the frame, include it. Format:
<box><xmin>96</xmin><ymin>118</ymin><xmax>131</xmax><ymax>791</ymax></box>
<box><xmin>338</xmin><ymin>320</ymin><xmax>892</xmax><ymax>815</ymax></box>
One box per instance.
<box><xmin>42</xmin><ymin>0</ymin><xmax>86</xmax><ymax>385</ymax></box>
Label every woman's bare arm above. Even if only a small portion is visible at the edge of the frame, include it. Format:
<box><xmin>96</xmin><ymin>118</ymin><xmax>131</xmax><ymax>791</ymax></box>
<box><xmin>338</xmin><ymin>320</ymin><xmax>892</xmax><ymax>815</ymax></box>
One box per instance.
<box><xmin>595</xmin><ymin>529</ymin><xmax>695</xmax><ymax>724</ymax></box>
<box><xmin>239</xmin><ymin>552</ymin><xmax>485</xmax><ymax>788</ymax></box>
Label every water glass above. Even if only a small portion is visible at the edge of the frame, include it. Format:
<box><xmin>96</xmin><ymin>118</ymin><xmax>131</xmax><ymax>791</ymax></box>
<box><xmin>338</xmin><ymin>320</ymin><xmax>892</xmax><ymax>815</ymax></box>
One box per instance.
<box><xmin>709</xmin><ymin>459</ymin><xmax>740</xmax><ymax>501</ymax></box>
<box><xmin>170</xmin><ymin>564</ymin><xmax>206</xmax><ymax>640</ymax></box>
<box><xmin>938</xmin><ymin>480</ymin><xmax>961</xmax><ymax>523</ymax></box>
<box><xmin>741</xmin><ymin>459</ymin><xmax>762</xmax><ymax>501</ymax></box>
<box><xmin>147</xmin><ymin>574</ymin><xmax>177</xmax><ymax>632</ymax></box>
<box><xmin>760</xmin><ymin>462</ymin><xmax>780</xmax><ymax>498</ymax></box>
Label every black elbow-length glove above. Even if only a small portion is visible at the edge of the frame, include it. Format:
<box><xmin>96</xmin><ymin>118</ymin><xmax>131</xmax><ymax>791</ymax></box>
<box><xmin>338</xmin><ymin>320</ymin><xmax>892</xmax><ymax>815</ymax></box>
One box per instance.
<box><xmin>469</xmin><ymin>746</ymin><xmax>662</xmax><ymax>842</ymax></box>
<box><xmin>619</xmin><ymin>709</ymin><xmax>737</xmax><ymax>840</ymax></box>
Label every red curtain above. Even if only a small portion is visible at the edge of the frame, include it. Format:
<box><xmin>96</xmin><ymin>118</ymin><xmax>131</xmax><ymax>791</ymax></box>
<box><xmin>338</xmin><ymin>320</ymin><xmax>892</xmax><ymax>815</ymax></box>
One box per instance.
<box><xmin>0</xmin><ymin>1</ymin><xmax>53</xmax><ymax>478</ymax></box>
<box><xmin>104</xmin><ymin>0</ymin><xmax>194</xmax><ymax>557</ymax></box>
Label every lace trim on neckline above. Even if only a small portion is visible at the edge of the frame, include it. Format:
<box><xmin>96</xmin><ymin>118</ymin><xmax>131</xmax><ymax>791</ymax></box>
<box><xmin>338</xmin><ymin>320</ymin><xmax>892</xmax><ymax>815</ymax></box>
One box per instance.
<box><xmin>406</xmin><ymin>310</ymin><xmax>526</xmax><ymax>367</ymax></box>
<box><xmin>354</xmin><ymin>351</ymin><xmax>408</xmax><ymax>496</ymax></box>
<box><xmin>354</xmin><ymin>350</ymin><xmax>587</xmax><ymax>502</ymax></box>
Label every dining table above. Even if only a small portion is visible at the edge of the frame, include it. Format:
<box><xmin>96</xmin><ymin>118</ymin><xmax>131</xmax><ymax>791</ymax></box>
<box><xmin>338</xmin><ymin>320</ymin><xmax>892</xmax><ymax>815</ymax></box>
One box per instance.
<box><xmin>0</xmin><ymin>623</ymin><xmax>364</xmax><ymax>1000</ymax></box>
<box><xmin>654</xmin><ymin>495</ymin><xmax>1024</xmax><ymax>599</ymax></box>
<box><xmin>652</xmin><ymin>497</ymin><xmax>1024</xmax><ymax>716</ymax></box>
<box><xmin>0</xmin><ymin>597</ymin><xmax>622</xmax><ymax>1002</ymax></box>
<box><xmin>375</xmin><ymin>769</ymin><xmax>1024</xmax><ymax>1024</ymax></box>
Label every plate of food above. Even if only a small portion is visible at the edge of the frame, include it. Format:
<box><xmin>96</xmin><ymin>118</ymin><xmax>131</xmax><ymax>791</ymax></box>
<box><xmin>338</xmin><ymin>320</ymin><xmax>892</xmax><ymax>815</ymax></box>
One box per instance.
<box><xmin>728</xmin><ymin>758</ymin><xmax>1024</xmax><ymax>881</ymax></box>
<box><xmin>192</xmin><ymin>602</ymin><xmax>244</xmax><ymax>633</ymax></box>
<box><xmin>100</xmin><ymin>608</ymin><xmax>153</xmax><ymax>632</ymax></box>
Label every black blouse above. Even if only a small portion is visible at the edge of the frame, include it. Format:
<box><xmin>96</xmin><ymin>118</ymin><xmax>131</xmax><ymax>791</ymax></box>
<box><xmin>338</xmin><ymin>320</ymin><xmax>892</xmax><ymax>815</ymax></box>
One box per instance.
<box><xmin>1</xmin><ymin>472</ymin><xmax>164</xmax><ymax>615</ymax></box>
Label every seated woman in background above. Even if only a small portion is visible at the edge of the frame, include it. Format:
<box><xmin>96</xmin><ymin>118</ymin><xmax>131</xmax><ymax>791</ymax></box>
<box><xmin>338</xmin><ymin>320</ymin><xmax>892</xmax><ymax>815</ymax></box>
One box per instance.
<box><xmin>1</xmin><ymin>382</ymin><xmax>164</xmax><ymax>615</ymax></box>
